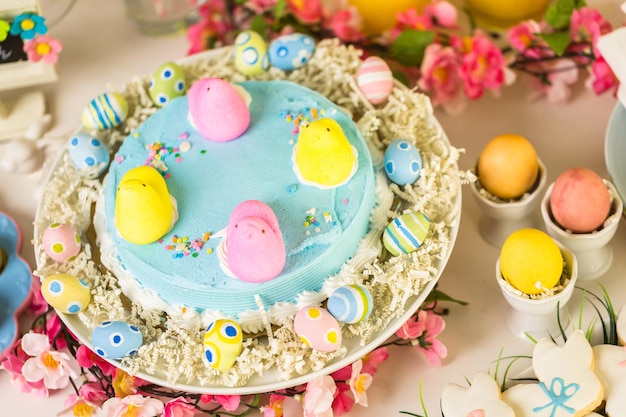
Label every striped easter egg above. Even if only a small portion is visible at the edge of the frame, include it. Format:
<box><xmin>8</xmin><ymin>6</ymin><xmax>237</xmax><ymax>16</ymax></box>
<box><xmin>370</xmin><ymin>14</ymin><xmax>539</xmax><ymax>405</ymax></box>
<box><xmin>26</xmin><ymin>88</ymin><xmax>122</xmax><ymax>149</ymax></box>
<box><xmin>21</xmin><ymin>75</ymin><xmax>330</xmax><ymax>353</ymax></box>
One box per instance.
<box><xmin>356</xmin><ymin>56</ymin><xmax>394</xmax><ymax>105</ymax></box>
<box><xmin>327</xmin><ymin>284</ymin><xmax>373</xmax><ymax>324</ymax></box>
<box><xmin>81</xmin><ymin>92</ymin><xmax>129</xmax><ymax>130</ymax></box>
<box><xmin>383</xmin><ymin>212</ymin><xmax>431</xmax><ymax>256</ymax></box>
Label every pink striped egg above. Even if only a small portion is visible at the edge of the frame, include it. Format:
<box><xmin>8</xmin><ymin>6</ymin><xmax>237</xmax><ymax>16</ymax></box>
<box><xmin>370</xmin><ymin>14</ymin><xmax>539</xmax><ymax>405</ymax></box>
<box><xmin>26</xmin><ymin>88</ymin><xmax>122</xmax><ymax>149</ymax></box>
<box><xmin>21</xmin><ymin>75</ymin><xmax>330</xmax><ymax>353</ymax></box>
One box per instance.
<box><xmin>356</xmin><ymin>56</ymin><xmax>394</xmax><ymax>105</ymax></box>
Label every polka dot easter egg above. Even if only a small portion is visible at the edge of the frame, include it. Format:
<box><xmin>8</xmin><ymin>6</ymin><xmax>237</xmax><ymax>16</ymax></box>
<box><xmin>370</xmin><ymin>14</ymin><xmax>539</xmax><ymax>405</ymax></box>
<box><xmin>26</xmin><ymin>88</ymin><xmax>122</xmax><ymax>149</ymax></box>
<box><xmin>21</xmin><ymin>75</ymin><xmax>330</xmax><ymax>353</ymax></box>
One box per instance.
<box><xmin>294</xmin><ymin>306</ymin><xmax>342</xmax><ymax>352</ymax></box>
<box><xmin>268</xmin><ymin>33</ymin><xmax>315</xmax><ymax>71</ymax></box>
<box><xmin>148</xmin><ymin>61</ymin><xmax>186</xmax><ymax>107</ymax></box>
<box><xmin>41</xmin><ymin>273</ymin><xmax>91</xmax><ymax>314</ymax></box>
<box><xmin>383</xmin><ymin>212</ymin><xmax>431</xmax><ymax>256</ymax></box>
<box><xmin>384</xmin><ymin>139</ymin><xmax>423</xmax><ymax>186</ymax></box>
<box><xmin>81</xmin><ymin>92</ymin><xmax>128</xmax><ymax>130</ymax></box>
<box><xmin>91</xmin><ymin>321</ymin><xmax>143</xmax><ymax>359</ymax></box>
<box><xmin>67</xmin><ymin>133</ymin><xmax>110</xmax><ymax>178</ymax></box>
<box><xmin>327</xmin><ymin>284</ymin><xmax>373</xmax><ymax>324</ymax></box>
<box><xmin>202</xmin><ymin>319</ymin><xmax>243</xmax><ymax>371</ymax></box>
<box><xmin>42</xmin><ymin>223</ymin><xmax>81</xmax><ymax>263</ymax></box>
<box><xmin>234</xmin><ymin>30</ymin><xmax>269</xmax><ymax>76</ymax></box>
<box><xmin>356</xmin><ymin>56</ymin><xmax>394</xmax><ymax>105</ymax></box>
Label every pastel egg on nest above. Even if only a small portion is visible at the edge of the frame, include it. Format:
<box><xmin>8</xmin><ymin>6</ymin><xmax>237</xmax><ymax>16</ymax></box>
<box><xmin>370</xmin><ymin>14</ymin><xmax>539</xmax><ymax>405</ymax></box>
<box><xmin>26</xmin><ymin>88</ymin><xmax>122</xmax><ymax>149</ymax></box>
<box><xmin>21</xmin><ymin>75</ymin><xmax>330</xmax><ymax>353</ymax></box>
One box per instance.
<box><xmin>148</xmin><ymin>61</ymin><xmax>186</xmax><ymax>107</ymax></box>
<box><xmin>384</xmin><ymin>139</ymin><xmax>423</xmax><ymax>186</ymax></box>
<box><xmin>233</xmin><ymin>30</ymin><xmax>269</xmax><ymax>75</ymax></box>
<box><xmin>41</xmin><ymin>273</ymin><xmax>91</xmax><ymax>314</ymax></box>
<box><xmin>91</xmin><ymin>321</ymin><xmax>143</xmax><ymax>359</ymax></box>
<box><xmin>202</xmin><ymin>319</ymin><xmax>243</xmax><ymax>371</ymax></box>
<box><xmin>42</xmin><ymin>223</ymin><xmax>81</xmax><ymax>263</ymax></box>
<box><xmin>268</xmin><ymin>33</ymin><xmax>315</xmax><ymax>71</ymax></box>
<box><xmin>383</xmin><ymin>211</ymin><xmax>431</xmax><ymax>256</ymax></box>
<box><xmin>356</xmin><ymin>56</ymin><xmax>394</xmax><ymax>105</ymax></box>
<box><xmin>294</xmin><ymin>306</ymin><xmax>342</xmax><ymax>352</ymax></box>
<box><xmin>67</xmin><ymin>133</ymin><xmax>110</xmax><ymax>178</ymax></box>
<box><xmin>327</xmin><ymin>284</ymin><xmax>373</xmax><ymax>324</ymax></box>
<box><xmin>81</xmin><ymin>92</ymin><xmax>129</xmax><ymax>130</ymax></box>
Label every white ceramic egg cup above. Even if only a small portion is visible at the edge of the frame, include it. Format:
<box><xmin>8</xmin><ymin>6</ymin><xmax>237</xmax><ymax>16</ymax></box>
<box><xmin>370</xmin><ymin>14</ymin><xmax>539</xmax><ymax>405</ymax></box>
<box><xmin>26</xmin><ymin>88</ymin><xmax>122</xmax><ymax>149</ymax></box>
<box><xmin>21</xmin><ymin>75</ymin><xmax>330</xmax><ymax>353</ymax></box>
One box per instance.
<box><xmin>540</xmin><ymin>179</ymin><xmax>623</xmax><ymax>281</ymax></box>
<box><xmin>471</xmin><ymin>159</ymin><xmax>547</xmax><ymax>248</ymax></box>
<box><xmin>496</xmin><ymin>242</ymin><xmax>578</xmax><ymax>341</ymax></box>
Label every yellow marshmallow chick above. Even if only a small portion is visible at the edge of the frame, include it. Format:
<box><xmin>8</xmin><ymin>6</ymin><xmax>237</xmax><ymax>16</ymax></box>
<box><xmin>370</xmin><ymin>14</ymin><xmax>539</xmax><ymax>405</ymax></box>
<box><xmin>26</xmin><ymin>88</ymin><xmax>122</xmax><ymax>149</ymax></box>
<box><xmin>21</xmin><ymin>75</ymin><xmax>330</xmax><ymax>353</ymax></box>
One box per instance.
<box><xmin>294</xmin><ymin>118</ymin><xmax>357</xmax><ymax>187</ymax></box>
<box><xmin>115</xmin><ymin>166</ymin><xmax>177</xmax><ymax>244</ymax></box>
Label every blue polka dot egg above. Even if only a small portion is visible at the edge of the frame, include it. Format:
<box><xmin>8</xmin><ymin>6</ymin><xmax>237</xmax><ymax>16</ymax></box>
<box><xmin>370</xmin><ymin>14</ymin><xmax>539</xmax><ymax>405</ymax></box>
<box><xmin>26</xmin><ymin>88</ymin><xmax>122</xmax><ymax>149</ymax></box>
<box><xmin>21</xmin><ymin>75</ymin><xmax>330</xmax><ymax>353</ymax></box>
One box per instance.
<box><xmin>148</xmin><ymin>61</ymin><xmax>186</xmax><ymax>107</ymax></box>
<box><xmin>327</xmin><ymin>284</ymin><xmax>373</xmax><ymax>324</ymax></box>
<box><xmin>92</xmin><ymin>321</ymin><xmax>143</xmax><ymax>359</ymax></box>
<box><xmin>384</xmin><ymin>139</ymin><xmax>423</xmax><ymax>186</ymax></box>
<box><xmin>68</xmin><ymin>133</ymin><xmax>110</xmax><ymax>178</ymax></box>
<box><xmin>41</xmin><ymin>273</ymin><xmax>91</xmax><ymax>314</ymax></box>
<box><xmin>203</xmin><ymin>319</ymin><xmax>243</xmax><ymax>371</ymax></box>
<box><xmin>269</xmin><ymin>33</ymin><xmax>315</xmax><ymax>71</ymax></box>
<box><xmin>234</xmin><ymin>30</ymin><xmax>269</xmax><ymax>76</ymax></box>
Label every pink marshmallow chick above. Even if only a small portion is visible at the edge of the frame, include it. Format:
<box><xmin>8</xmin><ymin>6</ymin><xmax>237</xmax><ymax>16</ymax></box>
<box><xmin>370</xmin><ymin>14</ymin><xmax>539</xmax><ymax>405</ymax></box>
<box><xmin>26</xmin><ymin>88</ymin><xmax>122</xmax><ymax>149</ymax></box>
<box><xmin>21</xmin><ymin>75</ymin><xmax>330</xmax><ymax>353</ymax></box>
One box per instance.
<box><xmin>188</xmin><ymin>77</ymin><xmax>251</xmax><ymax>142</ymax></box>
<box><xmin>225</xmin><ymin>200</ymin><xmax>286</xmax><ymax>283</ymax></box>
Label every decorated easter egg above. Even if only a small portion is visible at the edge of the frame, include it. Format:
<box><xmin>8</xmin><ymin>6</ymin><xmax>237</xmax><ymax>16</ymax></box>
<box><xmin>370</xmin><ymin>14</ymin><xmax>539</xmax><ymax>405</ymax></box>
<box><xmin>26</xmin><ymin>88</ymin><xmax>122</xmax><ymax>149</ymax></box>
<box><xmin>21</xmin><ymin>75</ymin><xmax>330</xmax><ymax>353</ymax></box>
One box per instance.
<box><xmin>294</xmin><ymin>306</ymin><xmax>342</xmax><ymax>352</ymax></box>
<box><xmin>234</xmin><ymin>30</ymin><xmax>269</xmax><ymax>76</ymax></box>
<box><xmin>148</xmin><ymin>61</ymin><xmax>186</xmax><ymax>107</ymax></box>
<box><xmin>499</xmin><ymin>228</ymin><xmax>563</xmax><ymax>295</ymax></box>
<box><xmin>202</xmin><ymin>319</ymin><xmax>243</xmax><ymax>371</ymax></box>
<box><xmin>356</xmin><ymin>56</ymin><xmax>394</xmax><ymax>105</ymax></box>
<box><xmin>67</xmin><ymin>133</ymin><xmax>110</xmax><ymax>178</ymax></box>
<box><xmin>42</xmin><ymin>223</ymin><xmax>81</xmax><ymax>263</ymax></box>
<box><xmin>268</xmin><ymin>33</ymin><xmax>315</xmax><ymax>71</ymax></box>
<box><xmin>327</xmin><ymin>284</ymin><xmax>373</xmax><ymax>324</ymax></box>
<box><xmin>41</xmin><ymin>273</ymin><xmax>91</xmax><ymax>314</ymax></box>
<box><xmin>383</xmin><ymin>212</ymin><xmax>431</xmax><ymax>256</ymax></box>
<box><xmin>91</xmin><ymin>321</ymin><xmax>143</xmax><ymax>359</ymax></box>
<box><xmin>384</xmin><ymin>139</ymin><xmax>423</xmax><ymax>185</ymax></box>
<box><xmin>81</xmin><ymin>92</ymin><xmax>129</xmax><ymax>130</ymax></box>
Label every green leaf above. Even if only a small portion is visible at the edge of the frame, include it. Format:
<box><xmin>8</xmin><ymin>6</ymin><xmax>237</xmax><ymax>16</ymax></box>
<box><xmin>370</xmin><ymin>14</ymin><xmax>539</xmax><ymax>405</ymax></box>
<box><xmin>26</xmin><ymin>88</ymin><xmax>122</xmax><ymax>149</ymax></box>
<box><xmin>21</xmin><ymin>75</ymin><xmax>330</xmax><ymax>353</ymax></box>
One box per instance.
<box><xmin>544</xmin><ymin>0</ymin><xmax>576</xmax><ymax>29</ymax></box>
<box><xmin>392</xmin><ymin>70</ymin><xmax>410</xmax><ymax>87</ymax></box>
<box><xmin>425</xmin><ymin>289</ymin><xmax>469</xmax><ymax>306</ymax></box>
<box><xmin>390</xmin><ymin>30</ymin><xmax>435</xmax><ymax>67</ymax></box>
<box><xmin>273</xmin><ymin>0</ymin><xmax>287</xmax><ymax>20</ymax></box>
<box><xmin>249</xmin><ymin>15</ymin><xmax>268</xmax><ymax>37</ymax></box>
<box><xmin>540</xmin><ymin>31</ymin><xmax>571</xmax><ymax>56</ymax></box>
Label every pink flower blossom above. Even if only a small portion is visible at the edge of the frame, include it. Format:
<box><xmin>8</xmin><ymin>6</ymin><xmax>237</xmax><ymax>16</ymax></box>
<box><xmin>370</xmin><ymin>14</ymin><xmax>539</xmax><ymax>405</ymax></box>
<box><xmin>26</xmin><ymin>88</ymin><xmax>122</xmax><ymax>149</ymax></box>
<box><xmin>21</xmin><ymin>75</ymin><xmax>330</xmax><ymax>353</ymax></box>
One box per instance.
<box><xmin>361</xmin><ymin>347</ymin><xmax>388</xmax><ymax>375</ymax></box>
<box><xmin>186</xmin><ymin>0</ymin><xmax>232</xmax><ymax>55</ymax></box>
<box><xmin>163</xmin><ymin>397</ymin><xmax>198</xmax><ymax>417</ymax></box>
<box><xmin>458</xmin><ymin>31</ymin><xmax>510</xmax><ymax>100</ymax></box>
<box><xmin>20</xmin><ymin>332</ymin><xmax>77</xmax><ymax>389</ymax></box>
<box><xmin>23</xmin><ymin>35</ymin><xmax>62</xmax><ymax>64</ymax></box>
<box><xmin>287</xmin><ymin>0</ymin><xmax>324</xmax><ymax>24</ymax></box>
<box><xmin>244</xmin><ymin>0</ymin><xmax>278</xmax><ymax>14</ymax></box>
<box><xmin>302</xmin><ymin>375</ymin><xmax>337</xmax><ymax>417</ymax></box>
<box><xmin>199</xmin><ymin>394</ymin><xmax>241</xmax><ymax>411</ymax></box>
<box><xmin>349</xmin><ymin>360</ymin><xmax>372</xmax><ymax>406</ymax></box>
<box><xmin>26</xmin><ymin>280</ymin><xmax>49</xmax><ymax>316</ymax></box>
<box><xmin>76</xmin><ymin>344</ymin><xmax>116</xmax><ymax>376</ymax></box>
<box><xmin>46</xmin><ymin>313</ymin><xmax>68</xmax><ymax>350</ymax></box>
<box><xmin>525</xmin><ymin>58</ymin><xmax>579</xmax><ymax>103</ymax></box>
<box><xmin>416</xmin><ymin>310</ymin><xmax>448</xmax><ymax>366</ymax></box>
<box><xmin>79</xmin><ymin>382</ymin><xmax>109</xmax><ymax>407</ymax></box>
<box><xmin>587</xmin><ymin>56</ymin><xmax>618</xmax><ymax>95</ymax></box>
<box><xmin>58</xmin><ymin>394</ymin><xmax>99</xmax><ymax>417</ymax></box>
<box><xmin>102</xmin><ymin>394</ymin><xmax>164</xmax><ymax>417</ymax></box>
<box><xmin>0</xmin><ymin>348</ymin><xmax>49</xmax><ymax>397</ymax></box>
<box><xmin>418</xmin><ymin>42</ymin><xmax>466</xmax><ymax>114</ymax></box>
<box><xmin>327</xmin><ymin>7</ymin><xmax>365</xmax><ymax>43</ymax></box>
<box><xmin>570</xmin><ymin>7</ymin><xmax>612</xmax><ymax>56</ymax></box>
<box><xmin>331</xmin><ymin>382</ymin><xmax>354</xmax><ymax>416</ymax></box>
<box><xmin>262</xmin><ymin>394</ymin><xmax>303</xmax><ymax>417</ymax></box>
<box><xmin>423</xmin><ymin>1</ymin><xmax>458</xmax><ymax>28</ymax></box>
<box><xmin>506</xmin><ymin>20</ymin><xmax>542</xmax><ymax>57</ymax></box>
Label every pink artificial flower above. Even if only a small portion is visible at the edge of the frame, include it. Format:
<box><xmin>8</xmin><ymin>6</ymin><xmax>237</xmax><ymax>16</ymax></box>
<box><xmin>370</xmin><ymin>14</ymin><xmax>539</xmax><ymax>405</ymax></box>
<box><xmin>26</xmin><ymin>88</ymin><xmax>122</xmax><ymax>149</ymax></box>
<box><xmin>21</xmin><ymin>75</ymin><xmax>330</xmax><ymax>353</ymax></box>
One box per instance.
<box><xmin>506</xmin><ymin>20</ymin><xmax>542</xmax><ymax>57</ymax></box>
<box><xmin>587</xmin><ymin>56</ymin><xmax>618</xmax><ymax>95</ymax></box>
<box><xmin>46</xmin><ymin>313</ymin><xmax>68</xmax><ymax>351</ymax></box>
<box><xmin>390</xmin><ymin>7</ymin><xmax>433</xmax><ymax>40</ymax></box>
<box><xmin>331</xmin><ymin>382</ymin><xmax>354</xmax><ymax>416</ymax></box>
<box><xmin>287</xmin><ymin>0</ymin><xmax>324</xmax><ymax>24</ymax></box>
<box><xmin>163</xmin><ymin>397</ymin><xmax>198</xmax><ymax>417</ymax></box>
<box><xmin>244</xmin><ymin>0</ymin><xmax>278</xmax><ymax>14</ymax></box>
<box><xmin>23</xmin><ymin>35</ymin><xmax>62</xmax><ymax>64</ymax></box>
<box><xmin>570</xmin><ymin>7</ymin><xmax>612</xmax><ymax>56</ymax></box>
<box><xmin>102</xmin><ymin>394</ymin><xmax>164</xmax><ymax>417</ymax></box>
<box><xmin>415</xmin><ymin>309</ymin><xmax>448</xmax><ymax>366</ymax></box>
<box><xmin>186</xmin><ymin>0</ymin><xmax>231</xmax><ymax>55</ymax></box>
<box><xmin>20</xmin><ymin>332</ymin><xmax>77</xmax><ymax>390</ymax></box>
<box><xmin>349</xmin><ymin>360</ymin><xmax>372</xmax><ymax>406</ymax></box>
<box><xmin>525</xmin><ymin>58</ymin><xmax>579</xmax><ymax>103</ymax></box>
<box><xmin>199</xmin><ymin>394</ymin><xmax>241</xmax><ymax>411</ymax></box>
<box><xmin>361</xmin><ymin>347</ymin><xmax>388</xmax><ymax>376</ymax></box>
<box><xmin>423</xmin><ymin>1</ymin><xmax>458</xmax><ymax>28</ymax></box>
<box><xmin>0</xmin><ymin>348</ymin><xmax>49</xmax><ymax>397</ymax></box>
<box><xmin>76</xmin><ymin>344</ymin><xmax>116</xmax><ymax>376</ymax></box>
<box><xmin>58</xmin><ymin>394</ymin><xmax>100</xmax><ymax>417</ymax></box>
<box><xmin>79</xmin><ymin>382</ymin><xmax>109</xmax><ymax>407</ymax></box>
<box><xmin>27</xmin><ymin>280</ymin><xmax>49</xmax><ymax>316</ymax></box>
<box><xmin>262</xmin><ymin>394</ymin><xmax>303</xmax><ymax>417</ymax></box>
<box><xmin>327</xmin><ymin>7</ymin><xmax>365</xmax><ymax>43</ymax></box>
<box><xmin>302</xmin><ymin>375</ymin><xmax>337</xmax><ymax>417</ymax></box>
<box><xmin>418</xmin><ymin>42</ymin><xmax>466</xmax><ymax>114</ymax></box>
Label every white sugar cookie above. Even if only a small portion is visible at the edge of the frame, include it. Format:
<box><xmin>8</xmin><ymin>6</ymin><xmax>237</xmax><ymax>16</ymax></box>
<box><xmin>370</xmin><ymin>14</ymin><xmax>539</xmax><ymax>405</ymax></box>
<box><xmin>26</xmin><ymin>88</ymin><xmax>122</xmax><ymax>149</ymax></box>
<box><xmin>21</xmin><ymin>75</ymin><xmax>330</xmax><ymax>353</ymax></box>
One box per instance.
<box><xmin>441</xmin><ymin>371</ymin><xmax>516</xmax><ymax>417</ymax></box>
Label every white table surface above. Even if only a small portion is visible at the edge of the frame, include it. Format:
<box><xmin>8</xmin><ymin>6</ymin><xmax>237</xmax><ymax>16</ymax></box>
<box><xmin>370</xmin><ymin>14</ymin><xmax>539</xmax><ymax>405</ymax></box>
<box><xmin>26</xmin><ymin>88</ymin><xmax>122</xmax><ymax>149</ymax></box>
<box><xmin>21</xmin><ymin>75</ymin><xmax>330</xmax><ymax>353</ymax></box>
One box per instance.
<box><xmin>1</xmin><ymin>0</ymin><xmax>625</xmax><ymax>416</ymax></box>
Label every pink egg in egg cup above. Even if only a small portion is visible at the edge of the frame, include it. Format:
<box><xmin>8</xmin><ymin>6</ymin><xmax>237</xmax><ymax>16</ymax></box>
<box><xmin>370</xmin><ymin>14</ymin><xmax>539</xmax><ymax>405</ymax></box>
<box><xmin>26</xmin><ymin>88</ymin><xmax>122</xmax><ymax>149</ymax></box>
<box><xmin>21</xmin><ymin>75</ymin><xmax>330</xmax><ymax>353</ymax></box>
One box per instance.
<box><xmin>540</xmin><ymin>179</ymin><xmax>623</xmax><ymax>281</ymax></box>
<box><xmin>471</xmin><ymin>159</ymin><xmax>547</xmax><ymax>247</ymax></box>
<box><xmin>496</xmin><ymin>241</ymin><xmax>578</xmax><ymax>341</ymax></box>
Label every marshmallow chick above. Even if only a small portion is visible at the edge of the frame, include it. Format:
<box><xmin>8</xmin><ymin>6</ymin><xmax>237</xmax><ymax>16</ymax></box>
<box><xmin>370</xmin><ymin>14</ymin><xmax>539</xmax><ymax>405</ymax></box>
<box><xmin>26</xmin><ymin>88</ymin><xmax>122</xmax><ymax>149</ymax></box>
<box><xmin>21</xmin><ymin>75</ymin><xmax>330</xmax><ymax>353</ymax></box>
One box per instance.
<box><xmin>225</xmin><ymin>200</ymin><xmax>286</xmax><ymax>283</ymax></box>
<box><xmin>115</xmin><ymin>166</ymin><xmax>177</xmax><ymax>244</ymax></box>
<box><xmin>294</xmin><ymin>118</ymin><xmax>357</xmax><ymax>187</ymax></box>
<box><xmin>188</xmin><ymin>77</ymin><xmax>251</xmax><ymax>142</ymax></box>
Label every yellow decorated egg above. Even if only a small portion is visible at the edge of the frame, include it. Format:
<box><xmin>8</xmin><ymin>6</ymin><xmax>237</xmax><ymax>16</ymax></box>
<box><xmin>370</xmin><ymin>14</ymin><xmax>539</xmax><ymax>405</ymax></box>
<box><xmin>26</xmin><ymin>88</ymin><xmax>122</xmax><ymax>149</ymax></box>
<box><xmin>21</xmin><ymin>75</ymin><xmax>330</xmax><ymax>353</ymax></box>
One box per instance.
<box><xmin>294</xmin><ymin>306</ymin><xmax>342</xmax><ymax>352</ymax></box>
<box><xmin>202</xmin><ymin>319</ymin><xmax>243</xmax><ymax>371</ymax></box>
<box><xmin>499</xmin><ymin>228</ymin><xmax>563</xmax><ymax>295</ymax></box>
<box><xmin>234</xmin><ymin>30</ymin><xmax>269</xmax><ymax>76</ymax></box>
<box><xmin>81</xmin><ymin>92</ymin><xmax>129</xmax><ymax>130</ymax></box>
<box><xmin>477</xmin><ymin>133</ymin><xmax>539</xmax><ymax>200</ymax></box>
<box><xmin>41</xmin><ymin>273</ymin><xmax>91</xmax><ymax>314</ymax></box>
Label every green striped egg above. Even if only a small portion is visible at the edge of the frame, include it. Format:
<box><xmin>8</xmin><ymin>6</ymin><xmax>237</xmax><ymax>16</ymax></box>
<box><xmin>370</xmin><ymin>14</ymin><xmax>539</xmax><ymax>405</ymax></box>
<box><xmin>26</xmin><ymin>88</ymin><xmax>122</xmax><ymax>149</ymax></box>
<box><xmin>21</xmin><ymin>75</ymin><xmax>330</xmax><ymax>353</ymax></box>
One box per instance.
<box><xmin>81</xmin><ymin>92</ymin><xmax>129</xmax><ymax>130</ymax></box>
<box><xmin>383</xmin><ymin>212</ymin><xmax>431</xmax><ymax>256</ymax></box>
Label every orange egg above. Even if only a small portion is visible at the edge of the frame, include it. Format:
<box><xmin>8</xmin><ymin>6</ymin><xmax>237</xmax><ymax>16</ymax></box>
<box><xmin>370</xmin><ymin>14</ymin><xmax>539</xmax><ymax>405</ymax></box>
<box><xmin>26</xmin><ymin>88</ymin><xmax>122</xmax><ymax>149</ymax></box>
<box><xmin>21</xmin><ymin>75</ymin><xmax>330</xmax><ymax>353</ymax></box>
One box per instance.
<box><xmin>349</xmin><ymin>0</ymin><xmax>429</xmax><ymax>35</ymax></box>
<box><xmin>477</xmin><ymin>134</ymin><xmax>539</xmax><ymax>200</ymax></box>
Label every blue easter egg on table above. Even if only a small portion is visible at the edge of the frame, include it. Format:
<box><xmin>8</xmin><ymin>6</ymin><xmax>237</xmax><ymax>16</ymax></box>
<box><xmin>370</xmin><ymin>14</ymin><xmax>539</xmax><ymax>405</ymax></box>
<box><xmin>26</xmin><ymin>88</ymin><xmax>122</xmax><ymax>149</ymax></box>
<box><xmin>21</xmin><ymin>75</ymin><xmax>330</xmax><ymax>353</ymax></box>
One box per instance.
<box><xmin>383</xmin><ymin>212</ymin><xmax>431</xmax><ymax>256</ymax></box>
<box><xmin>41</xmin><ymin>273</ymin><xmax>91</xmax><ymax>314</ymax></box>
<box><xmin>203</xmin><ymin>319</ymin><xmax>243</xmax><ymax>371</ymax></box>
<box><xmin>268</xmin><ymin>33</ymin><xmax>315</xmax><ymax>71</ymax></box>
<box><xmin>92</xmin><ymin>321</ymin><xmax>143</xmax><ymax>359</ymax></box>
<box><xmin>81</xmin><ymin>92</ymin><xmax>129</xmax><ymax>130</ymax></box>
<box><xmin>234</xmin><ymin>30</ymin><xmax>270</xmax><ymax>76</ymax></box>
<box><xmin>327</xmin><ymin>284</ymin><xmax>373</xmax><ymax>324</ymax></box>
<box><xmin>68</xmin><ymin>133</ymin><xmax>110</xmax><ymax>178</ymax></box>
<box><xmin>384</xmin><ymin>139</ymin><xmax>423</xmax><ymax>186</ymax></box>
<box><xmin>148</xmin><ymin>61</ymin><xmax>186</xmax><ymax>107</ymax></box>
